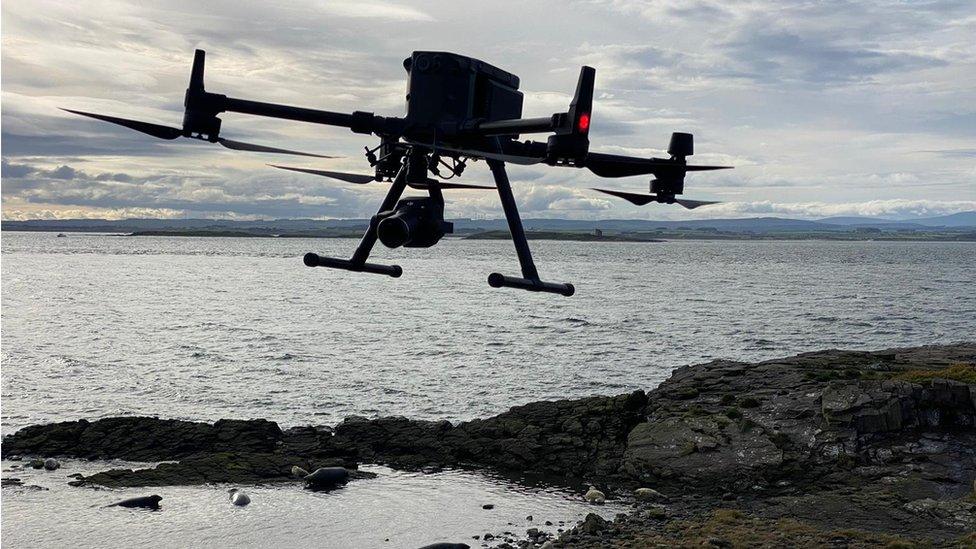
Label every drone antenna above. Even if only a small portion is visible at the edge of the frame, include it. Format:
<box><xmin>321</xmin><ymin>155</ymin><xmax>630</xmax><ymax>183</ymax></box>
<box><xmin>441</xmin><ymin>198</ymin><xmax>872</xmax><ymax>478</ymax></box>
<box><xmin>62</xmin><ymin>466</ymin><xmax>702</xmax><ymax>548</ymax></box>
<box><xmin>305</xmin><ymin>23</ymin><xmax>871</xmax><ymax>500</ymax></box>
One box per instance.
<box><xmin>188</xmin><ymin>49</ymin><xmax>206</xmax><ymax>93</ymax></box>
<box><xmin>568</xmin><ymin>66</ymin><xmax>595</xmax><ymax>135</ymax></box>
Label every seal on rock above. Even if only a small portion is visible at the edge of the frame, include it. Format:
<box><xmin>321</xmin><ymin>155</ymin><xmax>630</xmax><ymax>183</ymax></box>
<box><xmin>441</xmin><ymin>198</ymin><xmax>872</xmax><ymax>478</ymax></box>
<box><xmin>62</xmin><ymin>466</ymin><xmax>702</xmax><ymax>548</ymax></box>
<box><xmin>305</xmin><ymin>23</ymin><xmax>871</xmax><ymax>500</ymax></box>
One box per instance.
<box><xmin>106</xmin><ymin>495</ymin><xmax>162</xmax><ymax>509</ymax></box>
<box><xmin>584</xmin><ymin>486</ymin><xmax>605</xmax><ymax>505</ymax></box>
<box><xmin>228</xmin><ymin>488</ymin><xmax>251</xmax><ymax>506</ymax></box>
<box><xmin>634</xmin><ymin>487</ymin><xmax>665</xmax><ymax>501</ymax></box>
<box><xmin>304</xmin><ymin>467</ymin><xmax>349</xmax><ymax>490</ymax></box>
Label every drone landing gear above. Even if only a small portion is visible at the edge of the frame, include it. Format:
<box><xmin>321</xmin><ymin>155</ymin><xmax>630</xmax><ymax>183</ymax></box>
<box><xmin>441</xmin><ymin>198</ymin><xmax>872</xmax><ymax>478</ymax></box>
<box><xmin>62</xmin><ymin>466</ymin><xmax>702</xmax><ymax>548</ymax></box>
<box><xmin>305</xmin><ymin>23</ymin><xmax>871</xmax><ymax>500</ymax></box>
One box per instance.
<box><xmin>485</xmin><ymin>158</ymin><xmax>575</xmax><ymax>297</ymax></box>
<box><xmin>303</xmin><ymin>166</ymin><xmax>408</xmax><ymax>278</ymax></box>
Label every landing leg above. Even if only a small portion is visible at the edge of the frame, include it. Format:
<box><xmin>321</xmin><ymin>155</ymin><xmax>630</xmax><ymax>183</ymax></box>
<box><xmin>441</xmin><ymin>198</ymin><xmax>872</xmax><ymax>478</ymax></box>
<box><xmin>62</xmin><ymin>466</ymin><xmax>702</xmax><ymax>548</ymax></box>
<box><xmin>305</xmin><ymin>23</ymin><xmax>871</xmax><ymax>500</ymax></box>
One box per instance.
<box><xmin>485</xmin><ymin>155</ymin><xmax>575</xmax><ymax>297</ymax></box>
<box><xmin>303</xmin><ymin>165</ymin><xmax>407</xmax><ymax>277</ymax></box>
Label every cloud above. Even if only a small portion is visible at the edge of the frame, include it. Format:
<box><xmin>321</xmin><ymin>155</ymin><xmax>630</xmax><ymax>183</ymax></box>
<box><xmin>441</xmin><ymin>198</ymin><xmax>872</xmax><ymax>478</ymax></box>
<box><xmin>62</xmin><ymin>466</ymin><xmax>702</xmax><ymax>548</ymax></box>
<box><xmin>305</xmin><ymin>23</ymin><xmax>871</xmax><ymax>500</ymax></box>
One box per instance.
<box><xmin>1</xmin><ymin>0</ymin><xmax>974</xmax><ymax>221</ymax></box>
<box><xmin>693</xmin><ymin>199</ymin><xmax>976</xmax><ymax>219</ymax></box>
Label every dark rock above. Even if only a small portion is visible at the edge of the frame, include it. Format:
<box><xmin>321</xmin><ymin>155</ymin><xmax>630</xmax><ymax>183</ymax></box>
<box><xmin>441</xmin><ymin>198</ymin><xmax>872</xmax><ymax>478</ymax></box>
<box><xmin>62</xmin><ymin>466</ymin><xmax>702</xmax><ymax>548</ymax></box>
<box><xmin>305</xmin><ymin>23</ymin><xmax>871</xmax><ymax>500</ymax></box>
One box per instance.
<box><xmin>71</xmin><ymin>453</ymin><xmax>342</xmax><ymax>487</ymax></box>
<box><xmin>2</xmin><ymin>417</ymin><xmax>282</xmax><ymax>461</ymax></box>
<box><xmin>578</xmin><ymin>513</ymin><xmax>608</xmax><ymax>534</ymax></box>
<box><xmin>482</xmin><ymin>504</ymin><xmax>494</xmax><ymax>510</ymax></box>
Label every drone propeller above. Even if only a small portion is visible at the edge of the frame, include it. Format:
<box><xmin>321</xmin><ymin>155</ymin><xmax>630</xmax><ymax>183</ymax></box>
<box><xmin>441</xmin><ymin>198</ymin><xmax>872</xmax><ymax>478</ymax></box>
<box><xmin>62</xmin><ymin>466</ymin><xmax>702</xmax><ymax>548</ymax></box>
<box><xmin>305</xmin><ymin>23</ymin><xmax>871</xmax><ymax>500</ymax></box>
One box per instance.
<box><xmin>62</xmin><ymin>109</ymin><xmax>335</xmax><ymax>158</ymax></box>
<box><xmin>269</xmin><ymin>164</ymin><xmax>495</xmax><ymax>190</ymax></box>
<box><xmin>592</xmin><ymin>188</ymin><xmax>720</xmax><ymax>209</ymax></box>
<box><xmin>270</xmin><ymin>164</ymin><xmax>376</xmax><ymax>183</ymax></box>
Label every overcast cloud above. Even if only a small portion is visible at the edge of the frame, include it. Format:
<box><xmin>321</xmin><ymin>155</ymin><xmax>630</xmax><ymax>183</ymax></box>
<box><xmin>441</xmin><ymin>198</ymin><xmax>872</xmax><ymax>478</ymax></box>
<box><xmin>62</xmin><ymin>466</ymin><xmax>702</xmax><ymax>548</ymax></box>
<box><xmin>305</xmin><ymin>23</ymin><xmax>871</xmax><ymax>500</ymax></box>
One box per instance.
<box><xmin>2</xmin><ymin>0</ymin><xmax>974</xmax><ymax>220</ymax></box>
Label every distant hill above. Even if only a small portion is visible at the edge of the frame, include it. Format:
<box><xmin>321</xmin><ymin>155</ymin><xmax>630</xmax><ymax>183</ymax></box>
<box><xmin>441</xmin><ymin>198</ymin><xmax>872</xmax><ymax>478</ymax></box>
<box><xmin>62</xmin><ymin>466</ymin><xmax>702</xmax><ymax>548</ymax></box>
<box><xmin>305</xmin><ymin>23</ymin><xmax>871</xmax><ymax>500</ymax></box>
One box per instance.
<box><xmin>909</xmin><ymin>211</ymin><xmax>976</xmax><ymax>227</ymax></box>
<box><xmin>3</xmin><ymin>211</ymin><xmax>975</xmax><ymax>235</ymax></box>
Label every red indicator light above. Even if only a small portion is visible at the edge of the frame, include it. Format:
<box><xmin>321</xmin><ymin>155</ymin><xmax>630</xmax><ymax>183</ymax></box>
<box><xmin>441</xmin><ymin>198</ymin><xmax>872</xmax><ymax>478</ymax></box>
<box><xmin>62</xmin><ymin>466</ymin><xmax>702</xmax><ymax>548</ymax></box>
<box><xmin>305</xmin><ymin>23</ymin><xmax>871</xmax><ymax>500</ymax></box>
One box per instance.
<box><xmin>577</xmin><ymin>113</ymin><xmax>590</xmax><ymax>132</ymax></box>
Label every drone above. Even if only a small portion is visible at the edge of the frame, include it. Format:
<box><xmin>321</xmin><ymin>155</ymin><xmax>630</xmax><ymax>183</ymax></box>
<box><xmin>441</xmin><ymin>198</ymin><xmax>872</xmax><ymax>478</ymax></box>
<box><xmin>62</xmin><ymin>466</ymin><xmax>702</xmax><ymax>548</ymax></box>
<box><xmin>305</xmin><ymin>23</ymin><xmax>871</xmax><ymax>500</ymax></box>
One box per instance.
<box><xmin>66</xmin><ymin>50</ymin><xmax>731</xmax><ymax>297</ymax></box>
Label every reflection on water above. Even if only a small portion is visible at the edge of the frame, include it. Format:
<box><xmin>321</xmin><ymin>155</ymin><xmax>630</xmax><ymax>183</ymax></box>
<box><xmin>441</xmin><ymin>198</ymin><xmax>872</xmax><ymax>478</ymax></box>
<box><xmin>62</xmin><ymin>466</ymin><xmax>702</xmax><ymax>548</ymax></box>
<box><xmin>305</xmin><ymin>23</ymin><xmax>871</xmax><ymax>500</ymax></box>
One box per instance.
<box><xmin>1</xmin><ymin>459</ymin><xmax>623</xmax><ymax>549</ymax></box>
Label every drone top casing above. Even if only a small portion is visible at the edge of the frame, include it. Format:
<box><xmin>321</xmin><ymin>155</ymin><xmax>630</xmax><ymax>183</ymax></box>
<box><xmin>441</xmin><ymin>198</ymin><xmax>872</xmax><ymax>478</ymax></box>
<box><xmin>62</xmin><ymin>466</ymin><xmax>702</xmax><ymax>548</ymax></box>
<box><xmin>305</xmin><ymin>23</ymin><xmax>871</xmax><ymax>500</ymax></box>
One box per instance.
<box><xmin>403</xmin><ymin>51</ymin><xmax>523</xmax><ymax>129</ymax></box>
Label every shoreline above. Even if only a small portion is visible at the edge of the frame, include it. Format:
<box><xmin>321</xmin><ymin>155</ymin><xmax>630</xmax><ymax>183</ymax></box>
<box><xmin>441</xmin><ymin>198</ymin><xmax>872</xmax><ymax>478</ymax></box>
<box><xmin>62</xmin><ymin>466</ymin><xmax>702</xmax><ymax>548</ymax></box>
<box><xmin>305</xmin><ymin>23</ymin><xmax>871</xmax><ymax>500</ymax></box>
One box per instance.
<box><xmin>3</xmin><ymin>343</ymin><xmax>974</xmax><ymax>547</ymax></box>
<box><xmin>4</xmin><ymin>227</ymin><xmax>976</xmax><ymax>242</ymax></box>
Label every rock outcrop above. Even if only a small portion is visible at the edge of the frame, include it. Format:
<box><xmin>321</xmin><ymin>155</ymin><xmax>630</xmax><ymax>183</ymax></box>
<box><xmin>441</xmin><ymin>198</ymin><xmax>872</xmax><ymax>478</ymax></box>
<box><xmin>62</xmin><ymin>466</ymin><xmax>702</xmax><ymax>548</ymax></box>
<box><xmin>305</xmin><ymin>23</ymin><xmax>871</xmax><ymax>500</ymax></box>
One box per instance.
<box><xmin>3</xmin><ymin>343</ymin><xmax>974</xmax><ymax>544</ymax></box>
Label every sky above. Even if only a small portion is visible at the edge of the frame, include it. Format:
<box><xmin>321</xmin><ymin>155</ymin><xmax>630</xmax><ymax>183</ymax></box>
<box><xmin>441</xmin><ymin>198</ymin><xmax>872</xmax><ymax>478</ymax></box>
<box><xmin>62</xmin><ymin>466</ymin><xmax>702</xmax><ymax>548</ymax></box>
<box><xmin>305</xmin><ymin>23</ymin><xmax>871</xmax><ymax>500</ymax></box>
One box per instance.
<box><xmin>2</xmin><ymin>0</ymin><xmax>975</xmax><ymax>221</ymax></box>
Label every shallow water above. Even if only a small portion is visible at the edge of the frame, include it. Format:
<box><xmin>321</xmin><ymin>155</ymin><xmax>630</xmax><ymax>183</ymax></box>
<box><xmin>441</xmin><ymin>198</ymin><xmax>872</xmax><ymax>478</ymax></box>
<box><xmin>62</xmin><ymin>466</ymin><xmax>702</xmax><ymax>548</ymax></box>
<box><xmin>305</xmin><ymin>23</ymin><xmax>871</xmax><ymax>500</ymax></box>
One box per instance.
<box><xmin>1</xmin><ymin>459</ymin><xmax>624</xmax><ymax>548</ymax></box>
<box><xmin>2</xmin><ymin>232</ymin><xmax>974</xmax><ymax>434</ymax></box>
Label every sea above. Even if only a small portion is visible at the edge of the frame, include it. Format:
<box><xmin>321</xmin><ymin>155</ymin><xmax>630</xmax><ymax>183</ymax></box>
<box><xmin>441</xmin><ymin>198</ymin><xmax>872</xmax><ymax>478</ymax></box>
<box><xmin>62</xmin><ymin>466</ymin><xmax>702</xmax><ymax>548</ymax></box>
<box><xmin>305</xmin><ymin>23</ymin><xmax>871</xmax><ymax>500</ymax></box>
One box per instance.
<box><xmin>2</xmin><ymin>231</ymin><xmax>974</xmax><ymax>548</ymax></box>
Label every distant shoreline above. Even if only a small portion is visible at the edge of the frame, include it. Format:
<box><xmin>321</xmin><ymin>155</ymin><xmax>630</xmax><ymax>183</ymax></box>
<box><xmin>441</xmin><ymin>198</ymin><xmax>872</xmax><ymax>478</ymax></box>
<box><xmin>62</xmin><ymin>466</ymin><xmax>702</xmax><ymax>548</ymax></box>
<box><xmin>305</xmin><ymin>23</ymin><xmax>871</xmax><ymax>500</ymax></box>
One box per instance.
<box><xmin>5</xmin><ymin>227</ymin><xmax>974</xmax><ymax>242</ymax></box>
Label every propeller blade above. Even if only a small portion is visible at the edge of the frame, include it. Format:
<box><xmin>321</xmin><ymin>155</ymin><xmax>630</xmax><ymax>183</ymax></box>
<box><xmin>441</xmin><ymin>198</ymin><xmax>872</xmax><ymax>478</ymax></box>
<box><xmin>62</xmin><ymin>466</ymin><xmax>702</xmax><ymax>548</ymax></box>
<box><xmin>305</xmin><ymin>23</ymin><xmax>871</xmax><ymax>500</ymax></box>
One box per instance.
<box><xmin>218</xmin><ymin>138</ymin><xmax>336</xmax><ymax>158</ymax></box>
<box><xmin>675</xmin><ymin>198</ymin><xmax>721</xmax><ymax>209</ymax></box>
<box><xmin>61</xmin><ymin>108</ymin><xmax>182</xmax><ymax>140</ymax></box>
<box><xmin>410</xmin><ymin>181</ymin><xmax>496</xmax><ymax>190</ymax></box>
<box><xmin>591</xmin><ymin>188</ymin><xmax>658</xmax><ymax>206</ymax></box>
<box><xmin>593</xmin><ymin>188</ymin><xmax>721</xmax><ymax>209</ymax></box>
<box><xmin>269</xmin><ymin>165</ymin><xmax>376</xmax><ymax>184</ymax></box>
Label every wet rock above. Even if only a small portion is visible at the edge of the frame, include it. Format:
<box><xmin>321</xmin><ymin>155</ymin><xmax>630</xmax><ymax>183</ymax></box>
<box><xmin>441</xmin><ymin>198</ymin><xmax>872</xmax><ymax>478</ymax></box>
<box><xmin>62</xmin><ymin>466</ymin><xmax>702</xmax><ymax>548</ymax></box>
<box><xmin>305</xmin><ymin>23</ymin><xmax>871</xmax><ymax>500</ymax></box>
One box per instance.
<box><xmin>1</xmin><ymin>477</ymin><xmax>23</xmax><ymax>487</ymax></box>
<box><xmin>71</xmin><ymin>453</ymin><xmax>339</xmax><ymax>488</ymax></box>
<box><xmin>482</xmin><ymin>504</ymin><xmax>494</xmax><ymax>510</ymax></box>
<box><xmin>904</xmin><ymin>497</ymin><xmax>976</xmax><ymax>530</ymax></box>
<box><xmin>578</xmin><ymin>513</ymin><xmax>608</xmax><ymax>534</ymax></box>
<box><xmin>29</xmin><ymin>459</ymin><xmax>44</xmax><ymax>469</ymax></box>
<box><xmin>2</xmin><ymin>417</ymin><xmax>283</xmax><ymax>461</ymax></box>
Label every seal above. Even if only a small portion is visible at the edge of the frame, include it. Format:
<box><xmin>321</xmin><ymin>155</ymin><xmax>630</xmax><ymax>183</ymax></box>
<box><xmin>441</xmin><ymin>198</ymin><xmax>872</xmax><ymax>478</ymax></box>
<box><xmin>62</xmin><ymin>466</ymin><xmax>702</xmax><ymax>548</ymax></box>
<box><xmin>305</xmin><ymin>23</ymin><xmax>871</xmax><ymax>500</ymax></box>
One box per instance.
<box><xmin>43</xmin><ymin>458</ymin><xmax>60</xmax><ymax>471</ymax></box>
<box><xmin>228</xmin><ymin>488</ymin><xmax>251</xmax><ymax>506</ymax></box>
<box><xmin>416</xmin><ymin>544</ymin><xmax>470</xmax><ymax>549</ymax></box>
<box><xmin>584</xmin><ymin>486</ymin><xmax>605</xmax><ymax>505</ymax></box>
<box><xmin>106</xmin><ymin>495</ymin><xmax>162</xmax><ymax>509</ymax></box>
<box><xmin>291</xmin><ymin>465</ymin><xmax>309</xmax><ymax>479</ymax></box>
<box><xmin>303</xmin><ymin>467</ymin><xmax>349</xmax><ymax>490</ymax></box>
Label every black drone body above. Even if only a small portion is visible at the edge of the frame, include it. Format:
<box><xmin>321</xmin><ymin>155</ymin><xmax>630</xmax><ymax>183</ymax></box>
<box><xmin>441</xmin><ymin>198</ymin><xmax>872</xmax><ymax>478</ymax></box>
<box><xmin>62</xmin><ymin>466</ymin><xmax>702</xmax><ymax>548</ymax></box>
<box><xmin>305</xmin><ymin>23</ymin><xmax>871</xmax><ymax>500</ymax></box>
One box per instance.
<box><xmin>66</xmin><ymin>50</ymin><xmax>731</xmax><ymax>297</ymax></box>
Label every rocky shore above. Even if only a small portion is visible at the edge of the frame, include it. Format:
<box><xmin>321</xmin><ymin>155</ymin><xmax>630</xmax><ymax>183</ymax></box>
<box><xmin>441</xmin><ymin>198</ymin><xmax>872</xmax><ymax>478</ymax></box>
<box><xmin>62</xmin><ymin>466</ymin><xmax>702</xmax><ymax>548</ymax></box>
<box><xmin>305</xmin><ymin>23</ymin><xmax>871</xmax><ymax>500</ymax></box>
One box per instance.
<box><xmin>3</xmin><ymin>343</ymin><xmax>975</xmax><ymax>547</ymax></box>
